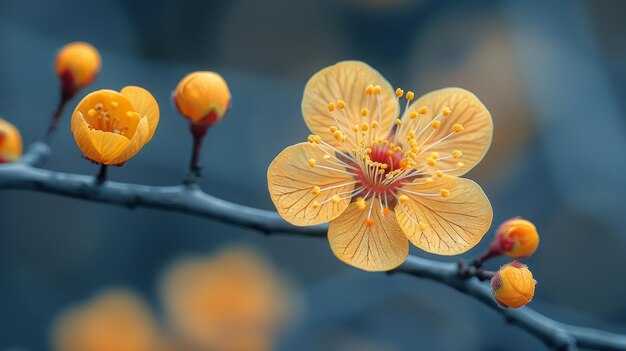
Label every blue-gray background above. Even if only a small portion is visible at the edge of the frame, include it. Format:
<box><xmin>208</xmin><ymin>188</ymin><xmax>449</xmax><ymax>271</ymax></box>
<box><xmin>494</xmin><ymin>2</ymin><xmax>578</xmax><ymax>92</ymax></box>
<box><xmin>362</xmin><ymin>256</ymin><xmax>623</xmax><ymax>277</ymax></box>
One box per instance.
<box><xmin>1</xmin><ymin>0</ymin><xmax>626</xmax><ymax>350</ymax></box>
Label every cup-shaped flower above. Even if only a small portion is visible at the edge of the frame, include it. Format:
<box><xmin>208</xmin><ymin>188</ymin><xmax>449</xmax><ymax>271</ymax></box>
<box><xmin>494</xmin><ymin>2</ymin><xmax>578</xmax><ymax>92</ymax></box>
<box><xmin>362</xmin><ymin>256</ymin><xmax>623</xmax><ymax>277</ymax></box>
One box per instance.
<box><xmin>70</xmin><ymin>86</ymin><xmax>159</xmax><ymax>165</ymax></box>
<box><xmin>160</xmin><ymin>248</ymin><xmax>296</xmax><ymax>351</ymax></box>
<box><xmin>496</xmin><ymin>218</ymin><xmax>539</xmax><ymax>258</ymax></box>
<box><xmin>174</xmin><ymin>71</ymin><xmax>231</xmax><ymax>126</ymax></box>
<box><xmin>0</xmin><ymin>118</ymin><xmax>22</xmax><ymax>163</ymax></box>
<box><xmin>56</xmin><ymin>42</ymin><xmax>101</xmax><ymax>99</ymax></box>
<box><xmin>267</xmin><ymin>61</ymin><xmax>493</xmax><ymax>271</ymax></box>
<box><xmin>491</xmin><ymin>261</ymin><xmax>536</xmax><ymax>308</ymax></box>
<box><xmin>51</xmin><ymin>289</ymin><xmax>158</xmax><ymax>351</ymax></box>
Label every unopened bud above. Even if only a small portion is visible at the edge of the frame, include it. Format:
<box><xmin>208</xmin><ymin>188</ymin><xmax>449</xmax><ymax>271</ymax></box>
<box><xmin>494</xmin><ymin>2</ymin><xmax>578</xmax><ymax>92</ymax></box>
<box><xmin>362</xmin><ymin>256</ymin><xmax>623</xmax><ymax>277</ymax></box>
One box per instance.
<box><xmin>496</xmin><ymin>218</ymin><xmax>539</xmax><ymax>258</ymax></box>
<box><xmin>491</xmin><ymin>261</ymin><xmax>536</xmax><ymax>308</ymax></box>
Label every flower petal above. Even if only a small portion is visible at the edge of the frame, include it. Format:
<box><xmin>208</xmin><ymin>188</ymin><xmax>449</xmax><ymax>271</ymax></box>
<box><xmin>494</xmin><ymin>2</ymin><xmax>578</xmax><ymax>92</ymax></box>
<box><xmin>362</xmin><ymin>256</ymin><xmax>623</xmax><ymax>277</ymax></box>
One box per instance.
<box><xmin>302</xmin><ymin>61</ymin><xmax>399</xmax><ymax>150</ymax></box>
<box><xmin>328</xmin><ymin>199</ymin><xmax>408</xmax><ymax>271</ymax></box>
<box><xmin>398</xmin><ymin>88</ymin><xmax>492</xmax><ymax>176</ymax></box>
<box><xmin>268</xmin><ymin>142</ymin><xmax>356</xmax><ymax>226</ymax></box>
<box><xmin>71</xmin><ymin>111</ymin><xmax>130</xmax><ymax>164</ymax></box>
<box><xmin>107</xmin><ymin>117</ymin><xmax>150</xmax><ymax>165</ymax></box>
<box><xmin>121</xmin><ymin>86</ymin><xmax>160</xmax><ymax>140</ymax></box>
<box><xmin>395</xmin><ymin>175</ymin><xmax>492</xmax><ymax>255</ymax></box>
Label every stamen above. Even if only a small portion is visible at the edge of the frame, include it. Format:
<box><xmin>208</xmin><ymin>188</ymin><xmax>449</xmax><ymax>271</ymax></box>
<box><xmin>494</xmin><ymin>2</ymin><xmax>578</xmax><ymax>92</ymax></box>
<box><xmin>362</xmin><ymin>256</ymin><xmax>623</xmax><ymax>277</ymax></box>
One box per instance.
<box><xmin>440</xmin><ymin>188</ymin><xmax>451</xmax><ymax>197</ymax></box>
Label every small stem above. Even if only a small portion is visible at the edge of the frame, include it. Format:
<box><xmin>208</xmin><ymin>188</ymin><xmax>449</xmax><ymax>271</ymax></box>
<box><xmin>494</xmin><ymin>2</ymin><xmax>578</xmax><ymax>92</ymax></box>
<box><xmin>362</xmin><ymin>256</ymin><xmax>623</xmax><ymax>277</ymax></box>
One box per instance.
<box><xmin>187</xmin><ymin>122</ymin><xmax>210</xmax><ymax>182</ymax></box>
<box><xmin>458</xmin><ymin>260</ymin><xmax>496</xmax><ymax>281</ymax></box>
<box><xmin>471</xmin><ymin>241</ymin><xmax>503</xmax><ymax>268</ymax></box>
<box><xmin>45</xmin><ymin>97</ymin><xmax>69</xmax><ymax>140</ymax></box>
<box><xmin>96</xmin><ymin>164</ymin><xmax>108</xmax><ymax>184</ymax></box>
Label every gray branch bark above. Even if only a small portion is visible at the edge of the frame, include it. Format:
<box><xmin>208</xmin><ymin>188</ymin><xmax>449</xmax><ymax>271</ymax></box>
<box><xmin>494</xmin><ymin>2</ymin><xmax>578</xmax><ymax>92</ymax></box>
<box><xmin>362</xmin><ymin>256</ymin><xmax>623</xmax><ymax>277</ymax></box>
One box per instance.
<box><xmin>1</xmin><ymin>142</ymin><xmax>625</xmax><ymax>351</ymax></box>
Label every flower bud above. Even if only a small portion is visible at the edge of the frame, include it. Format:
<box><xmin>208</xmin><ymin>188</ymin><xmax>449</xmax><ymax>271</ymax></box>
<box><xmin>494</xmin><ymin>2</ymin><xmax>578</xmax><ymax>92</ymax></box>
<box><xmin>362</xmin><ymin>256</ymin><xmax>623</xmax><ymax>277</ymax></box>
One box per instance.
<box><xmin>55</xmin><ymin>42</ymin><xmax>101</xmax><ymax>99</ymax></box>
<box><xmin>173</xmin><ymin>71</ymin><xmax>231</xmax><ymax>126</ymax></box>
<box><xmin>496</xmin><ymin>218</ymin><xmax>539</xmax><ymax>258</ymax></box>
<box><xmin>491</xmin><ymin>261</ymin><xmax>536</xmax><ymax>308</ymax></box>
<box><xmin>0</xmin><ymin>118</ymin><xmax>22</xmax><ymax>163</ymax></box>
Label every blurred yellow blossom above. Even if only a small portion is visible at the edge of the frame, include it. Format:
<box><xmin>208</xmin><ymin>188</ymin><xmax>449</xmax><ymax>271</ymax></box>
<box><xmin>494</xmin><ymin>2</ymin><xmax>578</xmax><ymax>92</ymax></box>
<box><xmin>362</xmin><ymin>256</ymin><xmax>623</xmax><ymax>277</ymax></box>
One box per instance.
<box><xmin>174</xmin><ymin>71</ymin><xmax>231</xmax><ymax>126</ymax></box>
<box><xmin>0</xmin><ymin>118</ymin><xmax>22</xmax><ymax>163</ymax></box>
<box><xmin>491</xmin><ymin>261</ymin><xmax>536</xmax><ymax>308</ymax></box>
<box><xmin>496</xmin><ymin>218</ymin><xmax>539</xmax><ymax>258</ymax></box>
<box><xmin>55</xmin><ymin>42</ymin><xmax>101</xmax><ymax>98</ymax></box>
<box><xmin>51</xmin><ymin>289</ymin><xmax>159</xmax><ymax>351</ymax></box>
<box><xmin>70</xmin><ymin>86</ymin><xmax>159</xmax><ymax>165</ymax></box>
<box><xmin>160</xmin><ymin>248</ymin><xmax>297</xmax><ymax>351</ymax></box>
<box><xmin>268</xmin><ymin>61</ymin><xmax>493</xmax><ymax>271</ymax></box>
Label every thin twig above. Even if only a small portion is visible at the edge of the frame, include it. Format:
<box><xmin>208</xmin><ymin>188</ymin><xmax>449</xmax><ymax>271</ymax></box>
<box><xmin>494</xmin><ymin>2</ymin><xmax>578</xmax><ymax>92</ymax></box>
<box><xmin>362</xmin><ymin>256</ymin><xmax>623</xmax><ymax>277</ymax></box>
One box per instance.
<box><xmin>1</xmin><ymin>142</ymin><xmax>626</xmax><ymax>350</ymax></box>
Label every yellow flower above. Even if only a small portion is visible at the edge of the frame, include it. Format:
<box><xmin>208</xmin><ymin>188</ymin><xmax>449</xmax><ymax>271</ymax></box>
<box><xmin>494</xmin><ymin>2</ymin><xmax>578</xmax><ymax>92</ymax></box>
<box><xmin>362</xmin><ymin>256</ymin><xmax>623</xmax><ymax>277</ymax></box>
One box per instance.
<box><xmin>0</xmin><ymin>118</ymin><xmax>22</xmax><ymax>163</ymax></box>
<box><xmin>56</xmin><ymin>42</ymin><xmax>101</xmax><ymax>98</ymax></box>
<box><xmin>51</xmin><ymin>289</ymin><xmax>159</xmax><ymax>351</ymax></box>
<box><xmin>496</xmin><ymin>218</ymin><xmax>539</xmax><ymax>258</ymax></box>
<box><xmin>160</xmin><ymin>248</ymin><xmax>296</xmax><ymax>351</ymax></box>
<box><xmin>491</xmin><ymin>261</ymin><xmax>536</xmax><ymax>308</ymax></box>
<box><xmin>70</xmin><ymin>86</ymin><xmax>159</xmax><ymax>165</ymax></box>
<box><xmin>174</xmin><ymin>71</ymin><xmax>231</xmax><ymax>125</ymax></box>
<box><xmin>267</xmin><ymin>61</ymin><xmax>494</xmax><ymax>271</ymax></box>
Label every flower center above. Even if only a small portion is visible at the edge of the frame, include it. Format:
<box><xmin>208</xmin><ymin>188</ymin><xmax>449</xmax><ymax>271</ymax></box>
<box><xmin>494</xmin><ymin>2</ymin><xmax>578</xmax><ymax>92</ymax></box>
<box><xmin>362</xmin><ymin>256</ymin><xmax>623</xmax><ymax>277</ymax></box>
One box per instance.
<box><xmin>79</xmin><ymin>92</ymin><xmax>141</xmax><ymax>139</ymax></box>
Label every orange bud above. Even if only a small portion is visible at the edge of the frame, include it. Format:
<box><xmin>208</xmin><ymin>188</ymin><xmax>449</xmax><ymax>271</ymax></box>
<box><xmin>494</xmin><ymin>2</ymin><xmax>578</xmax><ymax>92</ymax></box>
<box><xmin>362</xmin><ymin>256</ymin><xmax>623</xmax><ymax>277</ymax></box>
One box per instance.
<box><xmin>173</xmin><ymin>71</ymin><xmax>231</xmax><ymax>126</ymax></box>
<box><xmin>56</xmin><ymin>42</ymin><xmax>101</xmax><ymax>98</ymax></box>
<box><xmin>496</xmin><ymin>218</ymin><xmax>539</xmax><ymax>258</ymax></box>
<box><xmin>491</xmin><ymin>261</ymin><xmax>535</xmax><ymax>308</ymax></box>
<box><xmin>0</xmin><ymin>118</ymin><xmax>22</xmax><ymax>163</ymax></box>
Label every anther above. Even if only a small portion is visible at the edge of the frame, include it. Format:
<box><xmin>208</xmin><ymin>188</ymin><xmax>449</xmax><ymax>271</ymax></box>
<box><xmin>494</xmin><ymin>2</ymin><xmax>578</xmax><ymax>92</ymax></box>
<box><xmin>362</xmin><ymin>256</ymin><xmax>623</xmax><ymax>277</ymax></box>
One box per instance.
<box><xmin>440</xmin><ymin>189</ymin><xmax>451</xmax><ymax>197</ymax></box>
<box><xmin>333</xmin><ymin>130</ymin><xmax>343</xmax><ymax>140</ymax></box>
<box><xmin>406</xmin><ymin>91</ymin><xmax>415</xmax><ymax>101</ymax></box>
<box><xmin>356</xmin><ymin>197</ymin><xmax>366</xmax><ymax>210</ymax></box>
<box><xmin>311</xmin><ymin>201</ymin><xmax>320</xmax><ymax>209</ymax></box>
<box><xmin>374</xmin><ymin>85</ymin><xmax>382</xmax><ymax>95</ymax></box>
<box><xmin>457</xmin><ymin>162</ymin><xmax>465</xmax><ymax>168</ymax></box>
<box><xmin>409</xmin><ymin>111</ymin><xmax>418</xmax><ymax>119</ymax></box>
<box><xmin>360</xmin><ymin>123</ymin><xmax>369</xmax><ymax>132</ymax></box>
<box><xmin>329</xmin><ymin>126</ymin><xmax>338</xmax><ymax>133</ymax></box>
<box><xmin>336</xmin><ymin>100</ymin><xmax>346</xmax><ymax>109</ymax></box>
<box><xmin>307</xmin><ymin>158</ymin><xmax>316</xmax><ymax>167</ymax></box>
<box><xmin>395</xmin><ymin>119</ymin><xmax>402</xmax><ymax>126</ymax></box>
<box><xmin>360</xmin><ymin>108</ymin><xmax>369</xmax><ymax>117</ymax></box>
<box><xmin>430</xmin><ymin>152</ymin><xmax>440</xmax><ymax>159</ymax></box>
<box><xmin>332</xmin><ymin>195</ymin><xmax>341</xmax><ymax>204</ymax></box>
<box><xmin>442</xmin><ymin>107</ymin><xmax>452</xmax><ymax>116</ymax></box>
<box><xmin>95</xmin><ymin>103</ymin><xmax>103</xmax><ymax>111</ymax></box>
<box><xmin>311</xmin><ymin>186</ymin><xmax>321</xmax><ymax>195</ymax></box>
<box><xmin>328</xmin><ymin>102</ymin><xmax>336</xmax><ymax>112</ymax></box>
<box><xmin>407</xmin><ymin>131</ymin><xmax>416</xmax><ymax>139</ymax></box>
<box><xmin>418</xmin><ymin>106</ymin><xmax>429</xmax><ymax>115</ymax></box>
<box><xmin>365</xmin><ymin>217</ymin><xmax>375</xmax><ymax>227</ymax></box>
<box><xmin>110</xmin><ymin>101</ymin><xmax>119</xmax><ymax>109</ymax></box>
<box><xmin>427</xmin><ymin>158</ymin><xmax>437</xmax><ymax>166</ymax></box>
<box><xmin>431</xmin><ymin>121</ymin><xmax>441</xmax><ymax>129</ymax></box>
<box><xmin>425</xmin><ymin>177</ymin><xmax>434</xmax><ymax>183</ymax></box>
<box><xmin>399</xmin><ymin>194</ymin><xmax>410</xmax><ymax>204</ymax></box>
<box><xmin>419</xmin><ymin>223</ymin><xmax>428</xmax><ymax>230</ymax></box>
<box><xmin>371</xmin><ymin>121</ymin><xmax>379</xmax><ymax>128</ymax></box>
<box><xmin>452</xmin><ymin>150</ymin><xmax>463</xmax><ymax>158</ymax></box>
<box><xmin>453</xmin><ymin>123</ymin><xmax>464</xmax><ymax>132</ymax></box>
<box><xmin>383</xmin><ymin>208</ymin><xmax>392</xmax><ymax>216</ymax></box>
<box><xmin>87</xmin><ymin>109</ymin><xmax>97</xmax><ymax>118</ymax></box>
<box><xmin>395</xmin><ymin>88</ymin><xmax>404</xmax><ymax>97</ymax></box>
<box><xmin>435</xmin><ymin>171</ymin><xmax>444</xmax><ymax>177</ymax></box>
<box><xmin>365</xmin><ymin>84</ymin><xmax>374</xmax><ymax>95</ymax></box>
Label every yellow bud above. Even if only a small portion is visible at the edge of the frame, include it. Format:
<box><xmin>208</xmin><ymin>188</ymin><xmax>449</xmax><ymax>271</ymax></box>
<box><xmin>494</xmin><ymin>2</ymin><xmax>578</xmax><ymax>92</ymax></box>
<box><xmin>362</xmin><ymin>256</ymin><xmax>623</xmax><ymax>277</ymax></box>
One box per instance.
<box><xmin>56</xmin><ymin>42</ymin><xmax>101</xmax><ymax>98</ymax></box>
<box><xmin>406</xmin><ymin>91</ymin><xmax>415</xmax><ymax>101</ymax></box>
<box><xmin>174</xmin><ymin>71</ymin><xmax>231</xmax><ymax>126</ymax></box>
<box><xmin>395</xmin><ymin>88</ymin><xmax>404</xmax><ymax>97</ymax></box>
<box><xmin>0</xmin><ymin>118</ymin><xmax>22</xmax><ymax>163</ymax></box>
<box><xmin>496</xmin><ymin>218</ymin><xmax>540</xmax><ymax>258</ymax></box>
<box><xmin>491</xmin><ymin>262</ymin><xmax>536</xmax><ymax>308</ymax></box>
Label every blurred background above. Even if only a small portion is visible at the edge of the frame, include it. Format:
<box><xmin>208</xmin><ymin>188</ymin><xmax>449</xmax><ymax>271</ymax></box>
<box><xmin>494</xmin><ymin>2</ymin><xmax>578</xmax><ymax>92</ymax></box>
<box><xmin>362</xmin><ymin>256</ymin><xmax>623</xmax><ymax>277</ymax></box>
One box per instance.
<box><xmin>1</xmin><ymin>0</ymin><xmax>626</xmax><ymax>350</ymax></box>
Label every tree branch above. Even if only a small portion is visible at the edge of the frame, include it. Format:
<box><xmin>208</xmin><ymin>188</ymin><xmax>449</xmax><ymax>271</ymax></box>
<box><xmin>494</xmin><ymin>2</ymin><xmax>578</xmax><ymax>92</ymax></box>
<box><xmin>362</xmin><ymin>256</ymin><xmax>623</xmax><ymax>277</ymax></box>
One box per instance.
<box><xmin>1</xmin><ymin>143</ymin><xmax>625</xmax><ymax>350</ymax></box>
